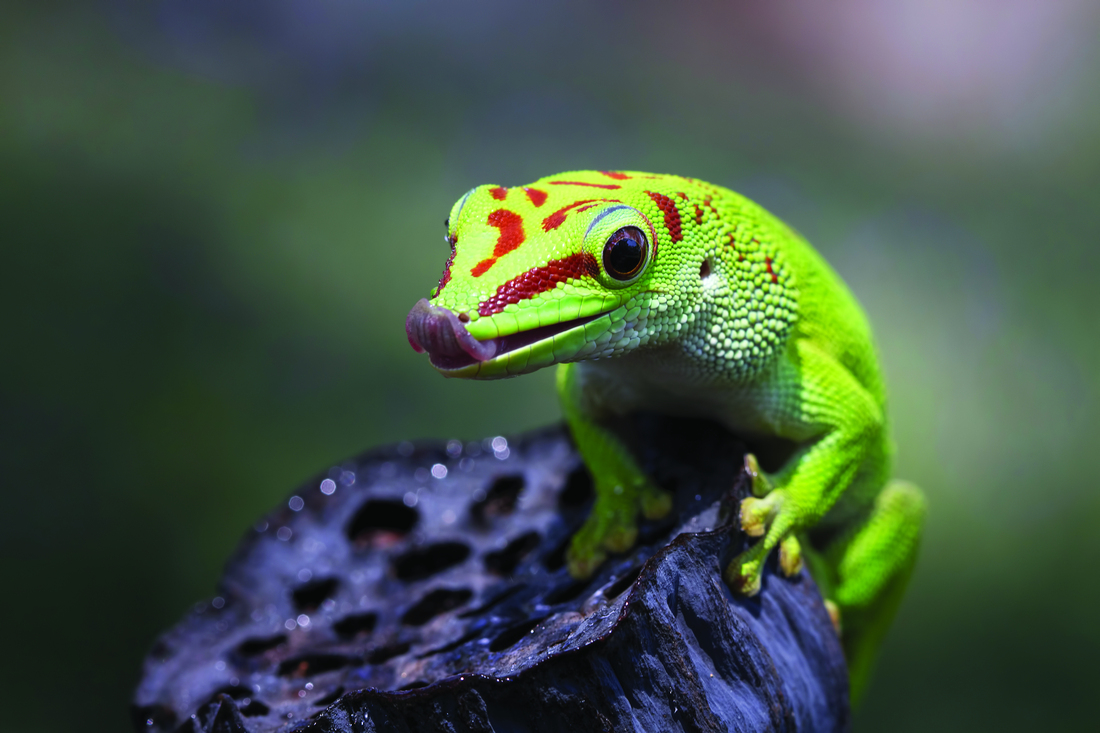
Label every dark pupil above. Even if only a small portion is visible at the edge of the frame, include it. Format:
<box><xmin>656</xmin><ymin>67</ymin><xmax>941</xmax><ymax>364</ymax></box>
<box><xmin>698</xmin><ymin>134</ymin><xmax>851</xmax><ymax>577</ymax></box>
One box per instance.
<box><xmin>605</xmin><ymin>231</ymin><xmax>644</xmax><ymax>279</ymax></box>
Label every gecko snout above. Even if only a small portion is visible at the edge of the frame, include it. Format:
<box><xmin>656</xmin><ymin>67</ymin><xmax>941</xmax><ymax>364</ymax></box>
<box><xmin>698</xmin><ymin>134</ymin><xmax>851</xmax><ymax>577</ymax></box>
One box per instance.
<box><xmin>405</xmin><ymin>298</ymin><xmax>497</xmax><ymax>371</ymax></box>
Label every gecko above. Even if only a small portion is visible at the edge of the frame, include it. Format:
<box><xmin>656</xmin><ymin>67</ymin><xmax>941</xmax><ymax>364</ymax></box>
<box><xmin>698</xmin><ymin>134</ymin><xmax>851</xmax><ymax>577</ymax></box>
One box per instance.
<box><xmin>405</xmin><ymin>170</ymin><xmax>925</xmax><ymax>700</ymax></box>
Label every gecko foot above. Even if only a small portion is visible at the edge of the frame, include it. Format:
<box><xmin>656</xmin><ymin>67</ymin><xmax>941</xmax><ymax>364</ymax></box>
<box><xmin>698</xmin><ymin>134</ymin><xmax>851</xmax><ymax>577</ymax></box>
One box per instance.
<box><xmin>566</xmin><ymin>488</ymin><xmax>640</xmax><ymax>578</ymax></box>
<box><xmin>566</xmin><ymin>471</ymin><xmax>669</xmax><ymax>578</ymax></box>
<box><xmin>726</xmin><ymin>490</ymin><xmax>792</xmax><ymax>596</ymax></box>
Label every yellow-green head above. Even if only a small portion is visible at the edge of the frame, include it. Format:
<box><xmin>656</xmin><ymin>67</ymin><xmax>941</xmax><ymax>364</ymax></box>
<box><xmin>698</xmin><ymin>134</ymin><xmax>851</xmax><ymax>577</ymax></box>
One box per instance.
<box><xmin>406</xmin><ymin>170</ymin><xmax>796</xmax><ymax>379</ymax></box>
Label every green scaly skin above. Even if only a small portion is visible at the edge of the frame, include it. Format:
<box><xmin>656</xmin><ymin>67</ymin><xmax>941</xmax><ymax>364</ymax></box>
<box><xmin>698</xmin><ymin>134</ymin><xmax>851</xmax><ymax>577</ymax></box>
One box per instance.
<box><xmin>406</xmin><ymin>171</ymin><xmax>926</xmax><ymax>701</ymax></box>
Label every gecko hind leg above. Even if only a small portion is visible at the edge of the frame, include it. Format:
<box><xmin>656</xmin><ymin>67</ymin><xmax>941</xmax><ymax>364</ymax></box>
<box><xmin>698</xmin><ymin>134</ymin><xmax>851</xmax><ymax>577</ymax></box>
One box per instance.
<box><xmin>826</xmin><ymin>479</ymin><xmax>926</xmax><ymax>704</ymax></box>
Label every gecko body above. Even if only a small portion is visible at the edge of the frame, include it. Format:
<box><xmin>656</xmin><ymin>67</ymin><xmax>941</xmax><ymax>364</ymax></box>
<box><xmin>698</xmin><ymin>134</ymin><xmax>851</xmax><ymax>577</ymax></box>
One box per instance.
<box><xmin>405</xmin><ymin>171</ymin><xmax>925</xmax><ymax>699</ymax></box>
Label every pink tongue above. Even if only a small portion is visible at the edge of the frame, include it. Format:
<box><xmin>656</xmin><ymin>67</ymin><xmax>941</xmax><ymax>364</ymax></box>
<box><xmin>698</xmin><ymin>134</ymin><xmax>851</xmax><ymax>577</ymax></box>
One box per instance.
<box><xmin>405</xmin><ymin>299</ymin><xmax>498</xmax><ymax>364</ymax></box>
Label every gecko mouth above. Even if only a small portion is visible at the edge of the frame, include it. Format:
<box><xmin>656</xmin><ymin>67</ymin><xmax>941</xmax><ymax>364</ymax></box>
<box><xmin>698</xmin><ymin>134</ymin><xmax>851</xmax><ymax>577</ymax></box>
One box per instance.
<box><xmin>406</xmin><ymin>298</ymin><xmax>601</xmax><ymax>372</ymax></box>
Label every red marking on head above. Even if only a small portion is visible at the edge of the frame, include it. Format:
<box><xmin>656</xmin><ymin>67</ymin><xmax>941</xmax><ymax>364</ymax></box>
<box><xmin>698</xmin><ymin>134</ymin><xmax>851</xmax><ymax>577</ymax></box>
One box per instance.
<box><xmin>548</xmin><ymin>181</ymin><xmax>621</xmax><ymax>190</ymax></box>
<box><xmin>489</xmin><ymin>186</ymin><xmax>507</xmax><ymax>201</ymax></box>
<box><xmin>489</xmin><ymin>209</ymin><xmax>525</xmax><ymax>256</ymax></box>
<box><xmin>543</xmin><ymin>199</ymin><xmax>596</xmax><ymax>231</ymax></box>
<box><xmin>470</xmin><ymin>209</ymin><xmax>527</xmax><ymax>277</ymax></box>
<box><xmin>765</xmin><ymin>256</ymin><xmax>778</xmax><ymax>283</ymax></box>
<box><xmin>693</xmin><ymin>204</ymin><xmax>703</xmax><ymax>225</ymax></box>
<box><xmin>542</xmin><ymin>198</ymin><xmax>620</xmax><ymax>231</ymax></box>
<box><xmin>470</xmin><ymin>258</ymin><xmax>495</xmax><ymax>277</ymax></box>
<box><xmin>599</xmin><ymin>171</ymin><xmax>631</xmax><ymax>180</ymax></box>
<box><xmin>478</xmin><ymin>252</ymin><xmax>600</xmax><ymax>316</ymax></box>
<box><xmin>677</xmin><ymin>192</ymin><xmax>688</xmax><ymax>200</ymax></box>
<box><xmin>645</xmin><ymin>191</ymin><xmax>683</xmax><ymax>243</ymax></box>
<box><xmin>524</xmin><ymin>187</ymin><xmax>548</xmax><ymax>207</ymax></box>
<box><xmin>703</xmin><ymin>196</ymin><xmax>719</xmax><ymax>217</ymax></box>
<box><xmin>437</xmin><ymin>235</ymin><xmax>457</xmax><ymax>293</ymax></box>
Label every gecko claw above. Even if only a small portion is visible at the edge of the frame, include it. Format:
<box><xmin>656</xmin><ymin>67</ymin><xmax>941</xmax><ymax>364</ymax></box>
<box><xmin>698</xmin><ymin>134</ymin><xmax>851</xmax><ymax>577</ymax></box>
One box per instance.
<box><xmin>744</xmin><ymin>453</ymin><xmax>772</xmax><ymax>497</ymax></box>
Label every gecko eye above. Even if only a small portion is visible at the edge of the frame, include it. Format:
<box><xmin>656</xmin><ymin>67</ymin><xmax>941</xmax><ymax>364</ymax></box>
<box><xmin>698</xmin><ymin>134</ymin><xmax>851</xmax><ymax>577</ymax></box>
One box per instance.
<box><xmin>602</xmin><ymin>227</ymin><xmax>647</xmax><ymax>281</ymax></box>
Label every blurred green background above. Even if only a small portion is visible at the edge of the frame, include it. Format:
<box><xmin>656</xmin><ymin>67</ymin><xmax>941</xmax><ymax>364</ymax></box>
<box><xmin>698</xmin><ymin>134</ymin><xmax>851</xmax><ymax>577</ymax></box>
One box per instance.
<box><xmin>3</xmin><ymin>1</ymin><xmax>1098</xmax><ymax>731</ymax></box>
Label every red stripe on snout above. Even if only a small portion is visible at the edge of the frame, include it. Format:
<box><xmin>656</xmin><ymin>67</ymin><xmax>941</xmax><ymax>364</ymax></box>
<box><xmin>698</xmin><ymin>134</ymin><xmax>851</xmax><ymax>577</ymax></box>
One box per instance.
<box><xmin>478</xmin><ymin>252</ymin><xmax>599</xmax><ymax>316</ymax></box>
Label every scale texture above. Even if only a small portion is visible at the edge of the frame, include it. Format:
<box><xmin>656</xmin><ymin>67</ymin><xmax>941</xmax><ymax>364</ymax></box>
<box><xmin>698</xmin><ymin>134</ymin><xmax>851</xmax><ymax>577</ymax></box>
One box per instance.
<box><xmin>133</xmin><ymin>417</ymin><xmax>849</xmax><ymax>732</ymax></box>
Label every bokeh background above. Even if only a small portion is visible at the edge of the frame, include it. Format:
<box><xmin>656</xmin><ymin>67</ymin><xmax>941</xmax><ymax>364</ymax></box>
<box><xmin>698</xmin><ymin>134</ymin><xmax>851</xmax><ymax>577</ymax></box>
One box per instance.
<box><xmin>4</xmin><ymin>1</ymin><xmax>1099</xmax><ymax>731</ymax></box>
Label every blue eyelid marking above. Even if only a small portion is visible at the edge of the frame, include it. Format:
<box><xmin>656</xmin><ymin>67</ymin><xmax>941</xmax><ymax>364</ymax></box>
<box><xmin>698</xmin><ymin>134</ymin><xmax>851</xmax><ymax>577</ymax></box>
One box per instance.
<box><xmin>585</xmin><ymin>205</ymin><xmax>633</xmax><ymax>238</ymax></box>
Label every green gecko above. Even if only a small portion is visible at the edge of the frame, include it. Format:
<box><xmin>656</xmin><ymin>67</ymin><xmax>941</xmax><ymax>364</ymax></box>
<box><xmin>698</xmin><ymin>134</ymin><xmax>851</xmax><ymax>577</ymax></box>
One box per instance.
<box><xmin>405</xmin><ymin>170</ymin><xmax>925</xmax><ymax>701</ymax></box>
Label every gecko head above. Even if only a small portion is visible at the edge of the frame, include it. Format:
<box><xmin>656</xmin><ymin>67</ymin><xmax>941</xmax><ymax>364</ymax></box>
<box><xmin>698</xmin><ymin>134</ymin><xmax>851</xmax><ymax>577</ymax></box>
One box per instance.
<box><xmin>406</xmin><ymin>172</ymin><xmax>671</xmax><ymax>379</ymax></box>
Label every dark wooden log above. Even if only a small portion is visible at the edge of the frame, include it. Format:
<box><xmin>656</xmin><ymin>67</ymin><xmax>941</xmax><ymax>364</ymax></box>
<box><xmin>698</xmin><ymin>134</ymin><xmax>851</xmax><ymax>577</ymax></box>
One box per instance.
<box><xmin>133</xmin><ymin>416</ymin><xmax>849</xmax><ymax>732</ymax></box>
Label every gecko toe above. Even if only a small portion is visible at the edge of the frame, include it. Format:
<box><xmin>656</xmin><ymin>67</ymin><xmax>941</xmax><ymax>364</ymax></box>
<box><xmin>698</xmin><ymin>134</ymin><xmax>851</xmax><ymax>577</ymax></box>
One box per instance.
<box><xmin>779</xmin><ymin>535</ymin><xmax>804</xmax><ymax>577</ymax></box>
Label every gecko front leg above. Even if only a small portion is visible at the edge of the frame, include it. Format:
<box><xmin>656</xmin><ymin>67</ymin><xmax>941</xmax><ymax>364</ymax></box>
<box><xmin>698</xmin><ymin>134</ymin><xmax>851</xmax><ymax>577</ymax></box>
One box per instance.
<box><xmin>724</xmin><ymin>340</ymin><xmax>886</xmax><ymax>597</ymax></box>
<box><xmin>557</xmin><ymin>363</ymin><xmax>672</xmax><ymax>578</ymax></box>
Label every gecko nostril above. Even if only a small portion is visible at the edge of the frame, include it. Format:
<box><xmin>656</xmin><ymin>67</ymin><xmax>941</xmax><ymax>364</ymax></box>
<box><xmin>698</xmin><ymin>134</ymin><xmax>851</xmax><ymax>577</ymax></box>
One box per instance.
<box><xmin>458</xmin><ymin>312</ymin><xmax>470</xmax><ymax>323</ymax></box>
